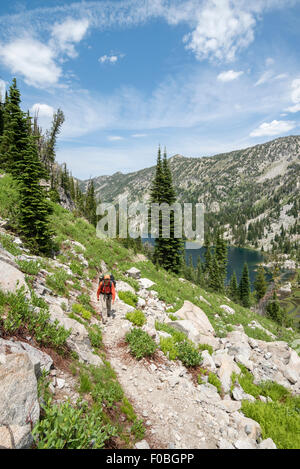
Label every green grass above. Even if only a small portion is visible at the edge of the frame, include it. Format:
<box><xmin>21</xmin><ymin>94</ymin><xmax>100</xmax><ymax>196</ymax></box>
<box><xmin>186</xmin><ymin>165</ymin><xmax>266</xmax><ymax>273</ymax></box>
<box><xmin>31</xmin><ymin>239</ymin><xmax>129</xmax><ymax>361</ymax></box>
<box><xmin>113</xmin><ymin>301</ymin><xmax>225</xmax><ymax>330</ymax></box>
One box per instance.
<box><xmin>16</xmin><ymin>260</ymin><xmax>41</xmax><ymax>275</ymax></box>
<box><xmin>208</xmin><ymin>372</ymin><xmax>222</xmax><ymax>394</ymax></box>
<box><xmin>242</xmin><ymin>397</ymin><xmax>300</xmax><ymax>449</ymax></box>
<box><xmin>72</xmin><ymin>303</ymin><xmax>92</xmax><ymax>321</ymax></box>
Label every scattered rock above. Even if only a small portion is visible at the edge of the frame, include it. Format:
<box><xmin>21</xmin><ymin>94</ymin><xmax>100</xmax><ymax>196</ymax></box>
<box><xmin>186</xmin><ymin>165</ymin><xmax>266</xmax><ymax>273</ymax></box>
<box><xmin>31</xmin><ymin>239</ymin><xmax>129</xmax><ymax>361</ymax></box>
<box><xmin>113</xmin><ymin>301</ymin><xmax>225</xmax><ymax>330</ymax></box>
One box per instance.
<box><xmin>126</xmin><ymin>267</ymin><xmax>141</xmax><ymax>279</ymax></box>
<box><xmin>134</xmin><ymin>440</ymin><xmax>150</xmax><ymax>449</ymax></box>
<box><xmin>258</xmin><ymin>438</ymin><xmax>277</xmax><ymax>449</ymax></box>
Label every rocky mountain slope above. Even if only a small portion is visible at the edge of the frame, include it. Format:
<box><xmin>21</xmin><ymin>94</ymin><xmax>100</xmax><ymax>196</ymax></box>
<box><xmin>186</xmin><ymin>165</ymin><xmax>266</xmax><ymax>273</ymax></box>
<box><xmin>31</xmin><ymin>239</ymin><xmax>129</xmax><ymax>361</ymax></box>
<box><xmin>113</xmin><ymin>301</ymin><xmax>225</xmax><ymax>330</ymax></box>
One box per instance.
<box><xmin>0</xmin><ymin>190</ymin><xmax>300</xmax><ymax>449</ymax></box>
<box><xmin>80</xmin><ymin>135</ymin><xmax>300</xmax><ymax>252</ymax></box>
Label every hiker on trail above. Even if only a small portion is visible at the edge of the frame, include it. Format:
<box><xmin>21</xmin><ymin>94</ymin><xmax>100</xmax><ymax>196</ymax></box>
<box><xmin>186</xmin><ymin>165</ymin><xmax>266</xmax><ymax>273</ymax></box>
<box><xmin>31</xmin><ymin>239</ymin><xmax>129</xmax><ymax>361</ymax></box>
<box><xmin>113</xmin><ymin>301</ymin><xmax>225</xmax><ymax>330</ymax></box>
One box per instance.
<box><xmin>97</xmin><ymin>274</ymin><xmax>116</xmax><ymax>324</ymax></box>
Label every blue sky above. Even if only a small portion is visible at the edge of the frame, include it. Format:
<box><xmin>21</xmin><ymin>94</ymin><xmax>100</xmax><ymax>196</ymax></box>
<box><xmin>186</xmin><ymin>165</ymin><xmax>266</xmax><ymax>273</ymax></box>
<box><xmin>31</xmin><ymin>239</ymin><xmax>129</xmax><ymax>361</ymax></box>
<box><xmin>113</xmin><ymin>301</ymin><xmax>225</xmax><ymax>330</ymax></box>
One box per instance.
<box><xmin>0</xmin><ymin>0</ymin><xmax>300</xmax><ymax>179</ymax></box>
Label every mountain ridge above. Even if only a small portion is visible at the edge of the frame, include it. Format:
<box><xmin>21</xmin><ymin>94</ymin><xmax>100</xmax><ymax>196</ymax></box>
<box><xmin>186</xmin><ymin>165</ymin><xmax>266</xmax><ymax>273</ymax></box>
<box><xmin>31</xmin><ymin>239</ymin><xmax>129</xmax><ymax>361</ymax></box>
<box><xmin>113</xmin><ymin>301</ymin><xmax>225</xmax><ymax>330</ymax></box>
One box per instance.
<box><xmin>79</xmin><ymin>135</ymin><xmax>300</xmax><ymax>254</ymax></box>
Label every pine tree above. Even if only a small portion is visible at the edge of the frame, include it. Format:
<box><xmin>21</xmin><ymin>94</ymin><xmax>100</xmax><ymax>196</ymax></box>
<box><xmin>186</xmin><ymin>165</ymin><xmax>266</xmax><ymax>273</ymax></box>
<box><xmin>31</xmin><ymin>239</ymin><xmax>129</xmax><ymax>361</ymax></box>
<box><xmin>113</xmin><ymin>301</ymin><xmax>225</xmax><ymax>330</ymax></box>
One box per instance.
<box><xmin>229</xmin><ymin>271</ymin><xmax>239</xmax><ymax>303</ymax></box>
<box><xmin>254</xmin><ymin>265</ymin><xmax>267</xmax><ymax>302</ymax></box>
<box><xmin>239</xmin><ymin>263</ymin><xmax>251</xmax><ymax>307</ymax></box>
<box><xmin>85</xmin><ymin>179</ymin><xmax>97</xmax><ymax>226</ymax></box>
<box><xmin>0</xmin><ymin>78</ymin><xmax>29</xmax><ymax>174</ymax></box>
<box><xmin>150</xmin><ymin>147</ymin><xmax>183</xmax><ymax>274</ymax></box>
<box><xmin>215</xmin><ymin>230</ymin><xmax>228</xmax><ymax>288</ymax></box>
<box><xmin>0</xmin><ymin>94</ymin><xmax>4</xmax><ymax>138</ymax></box>
<box><xmin>0</xmin><ymin>79</ymin><xmax>52</xmax><ymax>254</ymax></box>
<box><xmin>209</xmin><ymin>254</ymin><xmax>223</xmax><ymax>292</ymax></box>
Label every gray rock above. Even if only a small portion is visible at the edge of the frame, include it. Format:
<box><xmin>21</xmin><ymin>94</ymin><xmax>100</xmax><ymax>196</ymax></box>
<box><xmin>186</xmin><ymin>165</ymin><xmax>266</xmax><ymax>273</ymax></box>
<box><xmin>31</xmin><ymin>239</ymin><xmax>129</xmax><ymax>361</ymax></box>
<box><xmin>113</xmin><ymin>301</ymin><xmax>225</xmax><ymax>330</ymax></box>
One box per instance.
<box><xmin>258</xmin><ymin>438</ymin><xmax>277</xmax><ymax>449</ymax></box>
<box><xmin>234</xmin><ymin>439</ymin><xmax>256</xmax><ymax>449</ymax></box>
<box><xmin>0</xmin><ymin>338</ymin><xmax>53</xmax><ymax>378</ymax></box>
<box><xmin>134</xmin><ymin>439</ymin><xmax>150</xmax><ymax>449</ymax></box>
<box><xmin>215</xmin><ymin>352</ymin><xmax>241</xmax><ymax>393</ymax></box>
<box><xmin>126</xmin><ymin>267</ymin><xmax>141</xmax><ymax>279</ymax></box>
<box><xmin>0</xmin><ymin>353</ymin><xmax>40</xmax><ymax>427</ymax></box>
<box><xmin>217</xmin><ymin>438</ymin><xmax>234</xmax><ymax>449</ymax></box>
<box><xmin>201</xmin><ymin>350</ymin><xmax>216</xmax><ymax>371</ymax></box>
<box><xmin>232</xmin><ymin>386</ymin><xmax>243</xmax><ymax>401</ymax></box>
<box><xmin>175</xmin><ymin>301</ymin><xmax>215</xmax><ymax>336</ymax></box>
<box><xmin>214</xmin><ymin>400</ymin><xmax>241</xmax><ymax>413</ymax></box>
<box><xmin>0</xmin><ymin>258</ymin><xmax>29</xmax><ymax>294</ymax></box>
<box><xmin>139</xmin><ymin>278</ymin><xmax>155</xmax><ymax>289</ymax></box>
<box><xmin>0</xmin><ymin>424</ymin><xmax>33</xmax><ymax>449</ymax></box>
<box><xmin>220</xmin><ymin>305</ymin><xmax>235</xmax><ymax>315</ymax></box>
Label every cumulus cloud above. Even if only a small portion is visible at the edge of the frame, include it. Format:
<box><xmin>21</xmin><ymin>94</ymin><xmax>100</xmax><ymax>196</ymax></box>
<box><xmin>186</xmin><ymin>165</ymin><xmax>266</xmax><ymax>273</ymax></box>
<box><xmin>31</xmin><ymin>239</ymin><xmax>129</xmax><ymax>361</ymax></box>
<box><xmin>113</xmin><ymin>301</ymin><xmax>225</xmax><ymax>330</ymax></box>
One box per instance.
<box><xmin>50</xmin><ymin>18</ymin><xmax>90</xmax><ymax>58</ymax></box>
<box><xmin>0</xmin><ymin>17</ymin><xmax>89</xmax><ymax>88</ymax></box>
<box><xmin>217</xmin><ymin>70</ymin><xmax>244</xmax><ymax>82</ymax></box>
<box><xmin>0</xmin><ymin>38</ymin><xmax>61</xmax><ymax>87</ymax></box>
<box><xmin>250</xmin><ymin>119</ymin><xmax>296</xmax><ymax>137</ymax></box>
<box><xmin>31</xmin><ymin>103</ymin><xmax>54</xmax><ymax>117</ymax></box>
<box><xmin>183</xmin><ymin>0</ymin><xmax>256</xmax><ymax>62</ymax></box>
<box><xmin>285</xmin><ymin>78</ymin><xmax>300</xmax><ymax>113</ymax></box>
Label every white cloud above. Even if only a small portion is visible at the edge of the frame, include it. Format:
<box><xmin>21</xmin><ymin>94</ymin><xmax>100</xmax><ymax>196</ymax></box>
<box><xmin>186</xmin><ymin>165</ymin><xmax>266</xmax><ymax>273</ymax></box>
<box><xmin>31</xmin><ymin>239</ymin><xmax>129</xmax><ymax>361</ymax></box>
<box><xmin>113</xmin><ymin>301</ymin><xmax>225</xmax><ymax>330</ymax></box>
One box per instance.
<box><xmin>50</xmin><ymin>18</ymin><xmax>90</xmax><ymax>58</ymax></box>
<box><xmin>132</xmin><ymin>133</ymin><xmax>147</xmax><ymax>138</ymax></box>
<box><xmin>183</xmin><ymin>0</ymin><xmax>256</xmax><ymax>62</ymax></box>
<box><xmin>217</xmin><ymin>70</ymin><xmax>244</xmax><ymax>82</ymax></box>
<box><xmin>0</xmin><ymin>38</ymin><xmax>61</xmax><ymax>87</ymax></box>
<box><xmin>0</xmin><ymin>18</ymin><xmax>89</xmax><ymax>88</ymax></box>
<box><xmin>285</xmin><ymin>78</ymin><xmax>300</xmax><ymax>113</ymax></box>
<box><xmin>99</xmin><ymin>55</ymin><xmax>119</xmax><ymax>64</ymax></box>
<box><xmin>31</xmin><ymin>103</ymin><xmax>54</xmax><ymax>118</ymax></box>
<box><xmin>107</xmin><ymin>135</ymin><xmax>124</xmax><ymax>141</ymax></box>
<box><xmin>250</xmin><ymin>119</ymin><xmax>296</xmax><ymax>137</ymax></box>
<box><xmin>0</xmin><ymin>79</ymin><xmax>6</xmax><ymax>100</ymax></box>
<box><xmin>255</xmin><ymin>70</ymin><xmax>273</xmax><ymax>86</ymax></box>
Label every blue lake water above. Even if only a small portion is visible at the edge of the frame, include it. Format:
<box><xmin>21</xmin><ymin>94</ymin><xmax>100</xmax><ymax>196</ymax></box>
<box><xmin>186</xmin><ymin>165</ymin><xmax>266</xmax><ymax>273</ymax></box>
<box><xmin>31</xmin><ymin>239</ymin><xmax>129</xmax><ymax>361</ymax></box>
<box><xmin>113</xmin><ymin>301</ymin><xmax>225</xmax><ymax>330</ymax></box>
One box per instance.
<box><xmin>143</xmin><ymin>238</ymin><xmax>267</xmax><ymax>289</ymax></box>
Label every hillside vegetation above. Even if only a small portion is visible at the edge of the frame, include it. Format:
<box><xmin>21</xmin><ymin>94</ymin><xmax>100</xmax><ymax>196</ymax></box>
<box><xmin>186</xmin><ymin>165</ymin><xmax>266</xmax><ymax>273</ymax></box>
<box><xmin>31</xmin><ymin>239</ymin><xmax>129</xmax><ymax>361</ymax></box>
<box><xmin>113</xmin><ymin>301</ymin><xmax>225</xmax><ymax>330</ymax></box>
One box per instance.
<box><xmin>1</xmin><ymin>173</ymin><xmax>300</xmax><ymax>449</ymax></box>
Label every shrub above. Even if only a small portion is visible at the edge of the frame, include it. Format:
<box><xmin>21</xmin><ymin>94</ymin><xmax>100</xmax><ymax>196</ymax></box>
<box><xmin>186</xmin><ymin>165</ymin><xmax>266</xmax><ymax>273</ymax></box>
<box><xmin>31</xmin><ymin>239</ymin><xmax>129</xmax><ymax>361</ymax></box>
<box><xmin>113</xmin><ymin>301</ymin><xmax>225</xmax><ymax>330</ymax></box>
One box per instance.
<box><xmin>125</xmin><ymin>310</ymin><xmax>146</xmax><ymax>327</ymax></box>
<box><xmin>0</xmin><ymin>287</ymin><xmax>70</xmax><ymax>352</ymax></box>
<box><xmin>70</xmin><ymin>260</ymin><xmax>84</xmax><ymax>276</ymax></box>
<box><xmin>177</xmin><ymin>341</ymin><xmax>202</xmax><ymax>367</ymax></box>
<box><xmin>32</xmin><ymin>400</ymin><xmax>116</xmax><ymax>449</ymax></box>
<box><xmin>88</xmin><ymin>325</ymin><xmax>103</xmax><ymax>349</ymax></box>
<box><xmin>118</xmin><ymin>291</ymin><xmax>138</xmax><ymax>308</ymax></box>
<box><xmin>125</xmin><ymin>328</ymin><xmax>157</xmax><ymax>360</ymax></box>
<box><xmin>198</xmin><ymin>343</ymin><xmax>214</xmax><ymax>356</ymax></box>
<box><xmin>159</xmin><ymin>336</ymin><xmax>178</xmax><ymax>360</ymax></box>
<box><xmin>130</xmin><ymin>419</ymin><xmax>146</xmax><ymax>441</ymax></box>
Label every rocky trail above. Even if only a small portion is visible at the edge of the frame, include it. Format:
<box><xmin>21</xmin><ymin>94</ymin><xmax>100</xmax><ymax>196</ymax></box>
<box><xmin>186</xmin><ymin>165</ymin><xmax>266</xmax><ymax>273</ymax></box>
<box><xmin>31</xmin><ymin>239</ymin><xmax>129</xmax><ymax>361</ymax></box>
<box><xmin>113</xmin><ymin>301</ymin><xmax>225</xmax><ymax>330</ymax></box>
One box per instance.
<box><xmin>88</xmin><ymin>269</ymin><xmax>299</xmax><ymax>450</ymax></box>
<box><xmin>91</xmin><ymin>278</ymin><xmax>217</xmax><ymax>449</ymax></box>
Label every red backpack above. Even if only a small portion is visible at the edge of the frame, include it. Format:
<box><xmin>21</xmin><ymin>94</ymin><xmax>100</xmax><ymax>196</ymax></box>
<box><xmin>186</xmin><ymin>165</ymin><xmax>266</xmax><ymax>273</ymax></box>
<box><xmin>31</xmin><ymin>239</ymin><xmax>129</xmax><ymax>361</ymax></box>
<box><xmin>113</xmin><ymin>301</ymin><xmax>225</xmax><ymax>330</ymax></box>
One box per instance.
<box><xmin>99</xmin><ymin>279</ymin><xmax>113</xmax><ymax>295</ymax></box>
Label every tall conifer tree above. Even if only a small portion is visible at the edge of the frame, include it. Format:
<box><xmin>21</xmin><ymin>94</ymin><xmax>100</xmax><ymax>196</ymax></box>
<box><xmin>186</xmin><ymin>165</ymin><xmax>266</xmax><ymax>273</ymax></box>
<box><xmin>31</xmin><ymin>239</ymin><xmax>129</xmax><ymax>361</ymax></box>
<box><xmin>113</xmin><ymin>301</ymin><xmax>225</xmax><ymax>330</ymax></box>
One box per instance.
<box><xmin>239</xmin><ymin>263</ymin><xmax>251</xmax><ymax>307</ymax></box>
